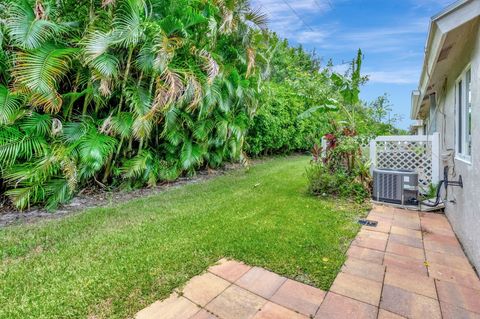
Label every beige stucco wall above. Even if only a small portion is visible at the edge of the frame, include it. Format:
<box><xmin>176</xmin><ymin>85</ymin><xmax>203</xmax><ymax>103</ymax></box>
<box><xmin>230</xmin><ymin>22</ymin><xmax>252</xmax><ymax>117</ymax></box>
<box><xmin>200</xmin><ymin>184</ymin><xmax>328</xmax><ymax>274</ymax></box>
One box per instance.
<box><xmin>429</xmin><ymin>24</ymin><xmax>480</xmax><ymax>271</ymax></box>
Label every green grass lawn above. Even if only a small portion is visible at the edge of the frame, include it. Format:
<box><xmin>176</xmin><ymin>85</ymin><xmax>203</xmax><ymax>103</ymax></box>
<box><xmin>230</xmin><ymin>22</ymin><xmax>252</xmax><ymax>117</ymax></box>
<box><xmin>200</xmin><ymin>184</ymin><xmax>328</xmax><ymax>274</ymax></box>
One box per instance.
<box><xmin>0</xmin><ymin>155</ymin><xmax>368</xmax><ymax>319</ymax></box>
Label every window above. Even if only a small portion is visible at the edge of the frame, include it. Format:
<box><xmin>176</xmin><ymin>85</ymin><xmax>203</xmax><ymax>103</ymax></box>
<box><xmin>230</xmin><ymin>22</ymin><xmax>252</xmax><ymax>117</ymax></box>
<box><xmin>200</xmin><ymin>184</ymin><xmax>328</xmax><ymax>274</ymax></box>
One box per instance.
<box><xmin>455</xmin><ymin>67</ymin><xmax>472</xmax><ymax>162</ymax></box>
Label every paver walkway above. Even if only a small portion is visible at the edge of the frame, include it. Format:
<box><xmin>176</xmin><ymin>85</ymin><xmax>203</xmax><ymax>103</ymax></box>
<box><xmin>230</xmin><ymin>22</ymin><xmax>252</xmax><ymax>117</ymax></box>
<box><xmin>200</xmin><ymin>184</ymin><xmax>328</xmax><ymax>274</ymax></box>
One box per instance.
<box><xmin>135</xmin><ymin>205</ymin><xmax>480</xmax><ymax>319</ymax></box>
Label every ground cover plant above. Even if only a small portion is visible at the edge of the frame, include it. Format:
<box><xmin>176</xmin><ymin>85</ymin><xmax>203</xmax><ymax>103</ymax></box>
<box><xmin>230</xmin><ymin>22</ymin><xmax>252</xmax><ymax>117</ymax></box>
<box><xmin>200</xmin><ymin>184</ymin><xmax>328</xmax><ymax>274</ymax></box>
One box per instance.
<box><xmin>0</xmin><ymin>156</ymin><xmax>368</xmax><ymax>318</ymax></box>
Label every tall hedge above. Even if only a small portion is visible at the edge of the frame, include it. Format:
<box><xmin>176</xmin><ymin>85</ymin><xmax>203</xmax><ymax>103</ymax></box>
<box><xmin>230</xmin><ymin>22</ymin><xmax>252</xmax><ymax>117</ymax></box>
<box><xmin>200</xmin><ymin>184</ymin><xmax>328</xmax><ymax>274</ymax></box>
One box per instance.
<box><xmin>246</xmin><ymin>82</ymin><xmax>329</xmax><ymax>155</ymax></box>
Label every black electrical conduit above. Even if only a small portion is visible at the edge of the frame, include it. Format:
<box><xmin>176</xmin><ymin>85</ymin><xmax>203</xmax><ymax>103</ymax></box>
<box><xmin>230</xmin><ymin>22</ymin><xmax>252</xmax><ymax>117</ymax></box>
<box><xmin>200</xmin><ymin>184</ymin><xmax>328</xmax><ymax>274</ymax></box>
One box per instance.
<box><xmin>420</xmin><ymin>180</ymin><xmax>445</xmax><ymax>207</ymax></box>
<box><xmin>420</xmin><ymin>171</ymin><xmax>463</xmax><ymax>207</ymax></box>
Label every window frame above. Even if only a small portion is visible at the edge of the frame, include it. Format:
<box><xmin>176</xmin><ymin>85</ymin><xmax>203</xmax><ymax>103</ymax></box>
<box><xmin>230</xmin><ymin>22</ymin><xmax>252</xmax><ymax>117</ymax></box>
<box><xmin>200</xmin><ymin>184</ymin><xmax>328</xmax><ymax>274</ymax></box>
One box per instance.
<box><xmin>455</xmin><ymin>65</ymin><xmax>473</xmax><ymax>164</ymax></box>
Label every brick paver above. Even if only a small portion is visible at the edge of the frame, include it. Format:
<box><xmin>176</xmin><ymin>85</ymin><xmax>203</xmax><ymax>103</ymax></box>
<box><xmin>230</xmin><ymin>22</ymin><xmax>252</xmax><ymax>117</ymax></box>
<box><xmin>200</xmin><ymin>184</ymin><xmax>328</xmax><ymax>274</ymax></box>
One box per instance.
<box><xmin>380</xmin><ymin>284</ymin><xmax>442</xmax><ymax>319</ymax></box>
<box><xmin>386</xmin><ymin>241</ymin><xmax>425</xmax><ymax>260</ymax></box>
<box><xmin>205</xmin><ymin>285</ymin><xmax>266</xmax><ymax>319</ymax></box>
<box><xmin>208</xmin><ymin>259</ymin><xmax>252</xmax><ymax>282</ymax></box>
<box><xmin>180</xmin><ymin>272</ymin><xmax>230</xmax><ymax>306</ymax></box>
<box><xmin>235</xmin><ymin>267</ymin><xmax>287</xmax><ymax>299</ymax></box>
<box><xmin>377</xmin><ymin>309</ymin><xmax>405</xmax><ymax>318</ymax></box>
<box><xmin>251</xmin><ymin>301</ymin><xmax>307</xmax><ymax>319</ymax></box>
<box><xmin>136</xmin><ymin>292</ymin><xmax>200</xmax><ymax>319</ymax></box>
<box><xmin>315</xmin><ymin>292</ymin><xmax>378</xmax><ymax>319</ymax></box>
<box><xmin>383</xmin><ymin>252</ymin><xmax>428</xmax><ymax>276</ymax></box>
<box><xmin>341</xmin><ymin>257</ymin><xmax>385</xmax><ymax>282</ymax></box>
<box><xmin>388</xmin><ymin>233</ymin><xmax>423</xmax><ymax>248</ymax></box>
<box><xmin>135</xmin><ymin>205</ymin><xmax>480</xmax><ymax>318</ymax></box>
<box><xmin>270</xmin><ymin>279</ymin><xmax>326</xmax><ymax>316</ymax></box>
<box><xmin>440</xmin><ymin>302</ymin><xmax>480</xmax><ymax>319</ymax></box>
<box><xmin>436</xmin><ymin>280</ymin><xmax>480</xmax><ymax>313</ymax></box>
<box><xmin>190</xmin><ymin>309</ymin><xmax>219</xmax><ymax>319</ymax></box>
<box><xmin>347</xmin><ymin>245</ymin><xmax>385</xmax><ymax>264</ymax></box>
<box><xmin>330</xmin><ymin>272</ymin><xmax>383</xmax><ymax>306</ymax></box>
<box><xmin>384</xmin><ymin>267</ymin><xmax>437</xmax><ymax>299</ymax></box>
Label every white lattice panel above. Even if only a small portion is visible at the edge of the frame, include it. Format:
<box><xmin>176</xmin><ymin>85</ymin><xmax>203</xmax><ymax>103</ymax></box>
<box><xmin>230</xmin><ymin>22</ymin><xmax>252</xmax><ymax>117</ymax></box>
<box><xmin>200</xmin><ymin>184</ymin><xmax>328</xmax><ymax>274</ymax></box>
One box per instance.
<box><xmin>375</xmin><ymin>141</ymin><xmax>432</xmax><ymax>188</ymax></box>
<box><xmin>370</xmin><ymin>134</ymin><xmax>440</xmax><ymax>191</ymax></box>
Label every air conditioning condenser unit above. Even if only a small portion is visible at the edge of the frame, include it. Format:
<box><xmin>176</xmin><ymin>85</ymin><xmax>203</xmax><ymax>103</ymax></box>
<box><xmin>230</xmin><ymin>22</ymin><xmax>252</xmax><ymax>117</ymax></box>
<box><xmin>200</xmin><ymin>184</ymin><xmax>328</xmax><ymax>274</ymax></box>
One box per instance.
<box><xmin>372</xmin><ymin>168</ymin><xmax>419</xmax><ymax>206</ymax></box>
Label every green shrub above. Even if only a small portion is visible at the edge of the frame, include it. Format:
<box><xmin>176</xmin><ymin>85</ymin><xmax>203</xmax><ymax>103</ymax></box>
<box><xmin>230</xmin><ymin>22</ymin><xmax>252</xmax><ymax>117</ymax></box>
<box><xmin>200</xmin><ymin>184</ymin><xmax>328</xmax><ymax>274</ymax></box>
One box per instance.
<box><xmin>306</xmin><ymin>164</ymin><xmax>369</xmax><ymax>203</ymax></box>
<box><xmin>246</xmin><ymin>83</ymin><xmax>327</xmax><ymax>156</ymax></box>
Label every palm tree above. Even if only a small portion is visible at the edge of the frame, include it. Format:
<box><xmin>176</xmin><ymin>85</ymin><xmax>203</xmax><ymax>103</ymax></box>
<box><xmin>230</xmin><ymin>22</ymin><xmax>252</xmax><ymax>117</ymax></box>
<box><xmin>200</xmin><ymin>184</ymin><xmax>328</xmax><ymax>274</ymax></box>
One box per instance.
<box><xmin>0</xmin><ymin>0</ymin><xmax>267</xmax><ymax>210</ymax></box>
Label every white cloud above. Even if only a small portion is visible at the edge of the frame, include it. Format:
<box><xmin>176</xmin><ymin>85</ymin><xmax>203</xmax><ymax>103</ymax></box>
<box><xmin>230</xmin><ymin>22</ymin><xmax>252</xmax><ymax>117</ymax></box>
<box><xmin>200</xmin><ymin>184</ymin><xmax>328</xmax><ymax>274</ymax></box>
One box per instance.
<box><xmin>251</xmin><ymin>0</ymin><xmax>331</xmax><ymax>16</ymax></box>
<box><xmin>330</xmin><ymin>63</ymin><xmax>350</xmax><ymax>74</ymax></box>
<box><xmin>366</xmin><ymin>69</ymin><xmax>420</xmax><ymax>84</ymax></box>
<box><xmin>411</xmin><ymin>0</ymin><xmax>456</xmax><ymax>9</ymax></box>
<box><xmin>295</xmin><ymin>29</ymin><xmax>332</xmax><ymax>43</ymax></box>
<box><xmin>251</xmin><ymin>0</ymin><xmax>333</xmax><ymax>43</ymax></box>
<box><xmin>251</xmin><ymin>0</ymin><xmax>432</xmax><ymax>57</ymax></box>
<box><xmin>311</xmin><ymin>17</ymin><xmax>431</xmax><ymax>54</ymax></box>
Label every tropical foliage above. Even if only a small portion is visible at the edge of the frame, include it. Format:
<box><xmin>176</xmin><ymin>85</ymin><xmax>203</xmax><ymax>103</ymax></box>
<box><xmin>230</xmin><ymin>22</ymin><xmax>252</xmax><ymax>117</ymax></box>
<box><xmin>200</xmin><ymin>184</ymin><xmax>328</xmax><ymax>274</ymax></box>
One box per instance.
<box><xmin>246</xmin><ymin>43</ymin><xmax>402</xmax><ymax>156</ymax></box>
<box><xmin>246</xmin><ymin>36</ymin><xmax>332</xmax><ymax>155</ymax></box>
<box><xmin>0</xmin><ymin>0</ymin><xmax>267</xmax><ymax>209</ymax></box>
<box><xmin>305</xmin><ymin>51</ymin><xmax>375</xmax><ymax>203</ymax></box>
<box><xmin>0</xmin><ymin>0</ymin><xmax>402</xmax><ymax>210</ymax></box>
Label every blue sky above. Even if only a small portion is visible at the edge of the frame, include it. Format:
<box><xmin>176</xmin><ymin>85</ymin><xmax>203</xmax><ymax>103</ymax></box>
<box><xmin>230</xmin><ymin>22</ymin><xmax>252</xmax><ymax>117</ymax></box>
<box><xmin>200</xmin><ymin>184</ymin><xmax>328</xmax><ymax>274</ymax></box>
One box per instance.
<box><xmin>251</xmin><ymin>0</ymin><xmax>455</xmax><ymax>129</ymax></box>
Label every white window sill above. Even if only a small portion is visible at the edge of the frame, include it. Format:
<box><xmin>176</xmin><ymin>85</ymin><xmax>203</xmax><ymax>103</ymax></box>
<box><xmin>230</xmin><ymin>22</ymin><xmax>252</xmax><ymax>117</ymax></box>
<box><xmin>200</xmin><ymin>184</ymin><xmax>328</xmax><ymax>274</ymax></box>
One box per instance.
<box><xmin>455</xmin><ymin>155</ymin><xmax>472</xmax><ymax>165</ymax></box>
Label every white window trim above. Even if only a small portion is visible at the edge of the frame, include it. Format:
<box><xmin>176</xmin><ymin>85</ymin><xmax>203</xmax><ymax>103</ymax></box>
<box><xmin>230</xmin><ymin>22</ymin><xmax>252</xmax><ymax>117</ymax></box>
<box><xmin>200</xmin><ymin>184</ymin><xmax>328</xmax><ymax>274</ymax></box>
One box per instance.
<box><xmin>455</xmin><ymin>64</ymin><xmax>472</xmax><ymax>164</ymax></box>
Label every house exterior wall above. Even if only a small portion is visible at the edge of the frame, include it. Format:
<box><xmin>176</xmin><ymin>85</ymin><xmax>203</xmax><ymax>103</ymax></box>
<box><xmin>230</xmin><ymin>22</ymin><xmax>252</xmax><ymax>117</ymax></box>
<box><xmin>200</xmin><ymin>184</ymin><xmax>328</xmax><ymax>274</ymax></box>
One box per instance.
<box><xmin>428</xmin><ymin>25</ymin><xmax>480</xmax><ymax>271</ymax></box>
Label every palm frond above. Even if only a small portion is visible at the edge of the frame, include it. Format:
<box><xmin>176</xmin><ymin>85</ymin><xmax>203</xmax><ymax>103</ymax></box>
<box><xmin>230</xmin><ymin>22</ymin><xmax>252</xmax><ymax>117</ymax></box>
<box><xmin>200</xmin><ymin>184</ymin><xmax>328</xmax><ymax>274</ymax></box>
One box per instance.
<box><xmin>132</xmin><ymin>115</ymin><xmax>153</xmax><ymax>140</ymax></box>
<box><xmin>183</xmin><ymin>74</ymin><xmax>203</xmax><ymax>112</ymax></box>
<box><xmin>25</xmin><ymin>89</ymin><xmax>64</xmax><ymax>113</ymax></box>
<box><xmin>113</xmin><ymin>0</ymin><xmax>146</xmax><ymax>48</ymax></box>
<box><xmin>246</xmin><ymin>47</ymin><xmax>255</xmax><ymax>78</ymax></box>
<box><xmin>162</xmin><ymin>106</ymin><xmax>180</xmax><ymax>134</ymax></box>
<box><xmin>102</xmin><ymin>112</ymin><xmax>133</xmax><ymax>138</ymax></box>
<box><xmin>219</xmin><ymin>7</ymin><xmax>234</xmax><ymax>34</ymax></box>
<box><xmin>180</xmin><ymin>140</ymin><xmax>204</xmax><ymax>169</ymax></box>
<box><xmin>244</xmin><ymin>7</ymin><xmax>268</xmax><ymax>30</ymax></box>
<box><xmin>165</xmin><ymin>127</ymin><xmax>184</xmax><ymax>146</ymax></box>
<box><xmin>4</xmin><ymin>181</ymin><xmax>45</xmax><ymax>210</ymax></box>
<box><xmin>120</xmin><ymin>149</ymin><xmax>159</xmax><ymax>187</ymax></box>
<box><xmin>182</xmin><ymin>7</ymin><xmax>207</xmax><ymax>29</ymax></box>
<box><xmin>20</xmin><ymin>112</ymin><xmax>52</xmax><ymax>136</ymax></box>
<box><xmin>77</xmin><ymin>128</ymin><xmax>117</xmax><ymax>178</ymax></box>
<box><xmin>82</xmin><ymin>31</ymin><xmax>115</xmax><ymax>62</ymax></box>
<box><xmin>102</xmin><ymin>0</ymin><xmax>116</xmax><ymax>7</ymax></box>
<box><xmin>137</xmin><ymin>42</ymin><xmax>156</xmax><ymax>73</ymax></box>
<box><xmin>0</xmin><ymin>126</ymin><xmax>48</xmax><ymax>167</ymax></box>
<box><xmin>90</xmin><ymin>54</ymin><xmax>119</xmax><ymax>79</ymax></box>
<box><xmin>197</xmin><ymin>49</ymin><xmax>219</xmax><ymax>84</ymax></box>
<box><xmin>159</xmin><ymin>16</ymin><xmax>186</xmax><ymax>37</ymax></box>
<box><xmin>151</xmin><ymin>34</ymin><xmax>182</xmax><ymax>72</ymax></box>
<box><xmin>151</xmin><ymin>68</ymin><xmax>184</xmax><ymax>114</ymax></box>
<box><xmin>62</xmin><ymin>119</ymin><xmax>94</xmax><ymax>143</ymax></box>
<box><xmin>0</xmin><ymin>85</ymin><xmax>24</xmax><ymax>125</ymax></box>
<box><xmin>45</xmin><ymin>178</ymin><xmax>73</xmax><ymax>210</ymax></box>
<box><xmin>126</xmin><ymin>85</ymin><xmax>152</xmax><ymax>115</ymax></box>
<box><xmin>193</xmin><ymin>119</ymin><xmax>214</xmax><ymax>141</ymax></box>
<box><xmin>0</xmin><ymin>21</ymin><xmax>12</xmax><ymax>80</ymax></box>
<box><xmin>6</xmin><ymin>0</ymin><xmax>61</xmax><ymax>49</ymax></box>
<box><xmin>13</xmin><ymin>44</ymin><xmax>78</xmax><ymax>95</ymax></box>
<box><xmin>206</xmin><ymin>16</ymin><xmax>218</xmax><ymax>44</ymax></box>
